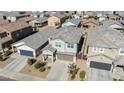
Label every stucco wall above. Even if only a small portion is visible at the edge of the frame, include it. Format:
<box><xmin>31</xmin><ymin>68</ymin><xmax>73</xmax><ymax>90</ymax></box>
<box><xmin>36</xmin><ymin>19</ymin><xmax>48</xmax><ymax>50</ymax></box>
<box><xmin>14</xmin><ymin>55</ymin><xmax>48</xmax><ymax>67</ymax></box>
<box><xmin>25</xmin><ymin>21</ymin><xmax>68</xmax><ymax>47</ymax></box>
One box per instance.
<box><xmin>51</xmin><ymin>39</ymin><xmax>77</xmax><ymax>53</ymax></box>
<box><xmin>48</xmin><ymin>16</ymin><xmax>60</xmax><ymax>27</ymax></box>
<box><xmin>87</xmin><ymin>46</ymin><xmax>119</xmax><ymax>64</ymax></box>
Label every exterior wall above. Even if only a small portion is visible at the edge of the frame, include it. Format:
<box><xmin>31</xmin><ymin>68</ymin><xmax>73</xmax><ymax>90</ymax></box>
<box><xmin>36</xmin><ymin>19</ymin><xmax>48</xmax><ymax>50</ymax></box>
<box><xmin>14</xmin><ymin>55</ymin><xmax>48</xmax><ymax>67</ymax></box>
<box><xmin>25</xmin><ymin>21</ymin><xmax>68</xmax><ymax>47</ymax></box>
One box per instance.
<box><xmin>51</xmin><ymin>39</ymin><xmax>77</xmax><ymax>53</ymax></box>
<box><xmin>87</xmin><ymin>46</ymin><xmax>119</xmax><ymax>65</ymax></box>
<box><xmin>9</xmin><ymin>26</ymin><xmax>33</xmax><ymax>42</ymax></box>
<box><xmin>7</xmin><ymin>16</ymin><xmax>17</xmax><ymax>22</ymax></box>
<box><xmin>48</xmin><ymin>16</ymin><xmax>61</xmax><ymax>27</ymax></box>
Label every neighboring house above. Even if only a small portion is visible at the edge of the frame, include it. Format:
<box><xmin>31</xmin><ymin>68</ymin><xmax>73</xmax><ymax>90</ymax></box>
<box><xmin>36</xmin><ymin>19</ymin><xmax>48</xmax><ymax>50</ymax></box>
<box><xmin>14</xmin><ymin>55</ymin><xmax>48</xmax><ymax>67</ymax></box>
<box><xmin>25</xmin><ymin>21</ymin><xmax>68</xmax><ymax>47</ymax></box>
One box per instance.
<box><xmin>48</xmin><ymin>12</ymin><xmax>65</xmax><ymax>28</ymax></box>
<box><xmin>18</xmin><ymin>16</ymin><xmax>36</xmax><ymax>23</ymax></box>
<box><xmin>2</xmin><ymin>11</ymin><xmax>31</xmax><ymax>22</ymax></box>
<box><xmin>0</xmin><ymin>31</ymin><xmax>12</xmax><ymax>49</ymax></box>
<box><xmin>102</xmin><ymin>20</ymin><xmax>124</xmax><ymax>31</ymax></box>
<box><xmin>62</xmin><ymin>19</ymin><xmax>81</xmax><ymax>27</ymax></box>
<box><xmin>107</xmin><ymin>14</ymin><xmax>121</xmax><ymax>21</ymax></box>
<box><xmin>12</xmin><ymin>27</ymin><xmax>84</xmax><ymax>63</ymax></box>
<box><xmin>0</xmin><ymin>20</ymin><xmax>33</xmax><ymax>43</ymax></box>
<box><xmin>0</xmin><ymin>19</ymin><xmax>9</xmax><ymax>25</ymax></box>
<box><xmin>82</xmin><ymin>19</ymin><xmax>100</xmax><ymax>29</ymax></box>
<box><xmin>86</xmin><ymin>26</ymin><xmax>124</xmax><ymax>72</ymax></box>
<box><xmin>31</xmin><ymin>11</ymin><xmax>44</xmax><ymax>18</ymax></box>
<box><xmin>72</xmin><ymin>14</ymin><xmax>80</xmax><ymax>19</ymax></box>
<box><xmin>29</xmin><ymin>17</ymin><xmax>48</xmax><ymax>30</ymax></box>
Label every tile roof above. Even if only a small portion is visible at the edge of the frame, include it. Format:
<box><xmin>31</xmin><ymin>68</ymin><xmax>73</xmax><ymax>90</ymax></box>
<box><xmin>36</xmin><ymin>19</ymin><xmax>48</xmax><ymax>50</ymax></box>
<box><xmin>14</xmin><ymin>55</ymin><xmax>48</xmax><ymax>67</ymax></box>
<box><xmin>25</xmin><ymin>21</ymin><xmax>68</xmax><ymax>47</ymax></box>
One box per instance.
<box><xmin>52</xmin><ymin>12</ymin><xmax>65</xmax><ymax>19</ymax></box>
<box><xmin>88</xmin><ymin>26</ymin><xmax>124</xmax><ymax>48</ymax></box>
<box><xmin>64</xmin><ymin>19</ymin><xmax>81</xmax><ymax>26</ymax></box>
<box><xmin>51</xmin><ymin>27</ymin><xmax>83</xmax><ymax>43</ymax></box>
<box><xmin>0</xmin><ymin>19</ymin><xmax>9</xmax><ymax>25</ymax></box>
<box><xmin>0</xmin><ymin>20</ymin><xmax>31</xmax><ymax>32</ymax></box>
<box><xmin>13</xmin><ymin>27</ymin><xmax>57</xmax><ymax>50</ymax></box>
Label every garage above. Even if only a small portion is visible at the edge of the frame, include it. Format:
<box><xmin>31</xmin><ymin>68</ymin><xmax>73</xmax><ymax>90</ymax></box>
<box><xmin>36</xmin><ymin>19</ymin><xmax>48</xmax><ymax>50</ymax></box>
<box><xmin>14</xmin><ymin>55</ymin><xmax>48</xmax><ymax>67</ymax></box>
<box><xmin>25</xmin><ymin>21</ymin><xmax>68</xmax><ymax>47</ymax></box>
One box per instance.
<box><xmin>90</xmin><ymin>61</ymin><xmax>112</xmax><ymax>71</ymax></box>
<box><xmin>57</xmin><ymin>53</ymin><xmax>73</xmax><ymax>62</ymax></box>
<box><xmin>20</xmin><ymin>50</ymin><xmax>34</xmax><ymax>57</ymax></box>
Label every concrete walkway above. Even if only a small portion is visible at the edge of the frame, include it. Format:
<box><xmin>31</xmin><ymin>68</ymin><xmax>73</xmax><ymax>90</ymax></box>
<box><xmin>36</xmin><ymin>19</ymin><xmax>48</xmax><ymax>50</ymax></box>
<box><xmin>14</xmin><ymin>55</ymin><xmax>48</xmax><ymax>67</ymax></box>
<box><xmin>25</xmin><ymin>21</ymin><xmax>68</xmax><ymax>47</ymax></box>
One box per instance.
<box><xmin>0</xmin><ymin>53</ymin><xmax>44</xmax><ymax>81</ymax></box>
<box><xmin>46</xmin><ymin>60</ymin><xmax>69</xmax><ymax>81</ymax></box>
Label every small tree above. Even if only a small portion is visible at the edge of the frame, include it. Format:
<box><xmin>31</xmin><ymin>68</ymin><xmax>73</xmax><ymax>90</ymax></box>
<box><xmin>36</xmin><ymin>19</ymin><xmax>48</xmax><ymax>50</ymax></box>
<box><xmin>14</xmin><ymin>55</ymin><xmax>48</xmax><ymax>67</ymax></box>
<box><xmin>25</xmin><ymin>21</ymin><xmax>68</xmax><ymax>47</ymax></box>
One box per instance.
<box><xmin>68</xmin><ymin>63</ymin><xmax>79</xmax><ymax>80</ymax></box>
<box><xmin>79</xmin><ymin>70</ymin><xmax>86</xmax><ymax>81</ymax></box>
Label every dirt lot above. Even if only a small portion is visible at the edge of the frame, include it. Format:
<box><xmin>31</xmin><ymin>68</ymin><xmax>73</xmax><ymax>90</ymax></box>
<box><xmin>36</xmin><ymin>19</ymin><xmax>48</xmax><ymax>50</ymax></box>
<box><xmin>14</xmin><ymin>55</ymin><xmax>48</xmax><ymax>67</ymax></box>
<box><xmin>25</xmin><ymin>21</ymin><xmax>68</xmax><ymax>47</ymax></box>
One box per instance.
<box><xmin>68</xmin><ymin>59</ymin><xmax>89</xmax><ymax>81</ymax></box>
<box><xmin>0</xmin><ymin>58</ymin><xmax>15</xmax><ymax>69</ymax></box>
<box><xmin>20</xmin><ymin>63</ymin><xmax>52</xmax><ymax>79</ymax></box>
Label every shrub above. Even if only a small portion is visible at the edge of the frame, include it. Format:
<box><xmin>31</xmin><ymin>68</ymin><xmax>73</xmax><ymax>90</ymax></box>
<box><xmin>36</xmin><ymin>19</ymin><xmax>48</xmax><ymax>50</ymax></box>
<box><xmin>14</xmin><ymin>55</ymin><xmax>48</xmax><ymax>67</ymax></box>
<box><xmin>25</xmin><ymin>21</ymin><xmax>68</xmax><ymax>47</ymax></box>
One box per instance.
<box><xmin>0</xmin><ymin>55</ymin><xmax>4</xmax><ymax>61</ymax></box>
<box><xmin>27</xmin><ymin>58</ymin><xmax>36</xmax><ymax>65</ymax></box>
<box><xmin>34</xmin><ymin>62</ymin><xmax>42</xmax><ymax>69</ymax></box>
<box><xmin>4</xmin><ymin>50</ymin><xmax>12</xmax><ymax>56</ymax></box>
<box><xmin>39</xmin><ymin>67</ymin><xmax>46</xmax><ymax>72</ymax></box>
<box><xmin>79</xmin><ymin>70</ymin><xmax>86</xmax><ymax>81</ymax></box>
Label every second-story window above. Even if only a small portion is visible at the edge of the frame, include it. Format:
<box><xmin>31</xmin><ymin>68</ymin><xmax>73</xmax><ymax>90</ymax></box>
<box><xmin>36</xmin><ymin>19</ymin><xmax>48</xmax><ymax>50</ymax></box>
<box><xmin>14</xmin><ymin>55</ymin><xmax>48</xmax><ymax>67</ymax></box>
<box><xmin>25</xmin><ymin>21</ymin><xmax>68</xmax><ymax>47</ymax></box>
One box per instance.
<box><xmin>92</xmin><ymin>47</ymin><xmax>104</xmax><ymax>53</ymax></box>
<box><xmin>99</xmin><ymin>48</ymin><xmax>104</xmax><ymax>53</ymax></box>
<box><xmin>92</xmin><ymin>47</ymin><xmax>98</xmax><ymax>52</ymax></box>
<box><xmin>67</xmin><ymin>43</ymin><xmax>74</xmax><ymax>48</ymax></box>
<box><xmin>55</xmin><ymin>42</ymin><xmax>61</xmax><ymax>47</ymax></box>
<box><xmin>119</xmin><ymin>48</ymin><xmax>124</xmax><ymax>55</ymax></box>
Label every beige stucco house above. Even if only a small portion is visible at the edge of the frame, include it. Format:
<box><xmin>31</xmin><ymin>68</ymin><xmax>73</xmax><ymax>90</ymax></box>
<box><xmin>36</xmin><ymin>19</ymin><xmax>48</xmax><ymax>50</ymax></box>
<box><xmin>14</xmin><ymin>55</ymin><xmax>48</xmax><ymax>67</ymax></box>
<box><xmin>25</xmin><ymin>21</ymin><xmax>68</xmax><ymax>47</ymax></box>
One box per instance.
<box><xmin>86</xmin><ymin>26</ymin><xmax>124</xmax><ymax>71</ymax></box>
<box><xmin>48</xmin><ymin>12</ymin><xmax>65</xmax><ymax>28</ymax></box>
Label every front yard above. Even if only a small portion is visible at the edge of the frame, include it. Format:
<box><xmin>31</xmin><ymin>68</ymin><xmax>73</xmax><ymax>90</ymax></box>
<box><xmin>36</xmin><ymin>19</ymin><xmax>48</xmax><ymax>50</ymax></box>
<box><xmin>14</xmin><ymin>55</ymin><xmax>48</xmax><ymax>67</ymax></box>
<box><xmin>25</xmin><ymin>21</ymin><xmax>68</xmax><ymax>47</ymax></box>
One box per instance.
<box><xmin>20</xmin><ymin>58</ymin><xmax>52</xmax><ymax>79</ymax></box>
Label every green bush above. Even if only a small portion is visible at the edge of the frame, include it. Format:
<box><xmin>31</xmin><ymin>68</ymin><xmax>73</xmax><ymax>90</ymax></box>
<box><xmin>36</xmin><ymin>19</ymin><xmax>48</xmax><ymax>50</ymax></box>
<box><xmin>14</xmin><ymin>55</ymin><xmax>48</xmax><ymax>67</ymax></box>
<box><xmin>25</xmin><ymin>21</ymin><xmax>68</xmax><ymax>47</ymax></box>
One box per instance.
<box><xmin>34</xmin><ymin>62</ymin><xmax>42</xmax><ymax>69</ymax></box>
<box><xmin>27</xmin><ymin>58</ymin><xmax>36</xmax><ymax>65</ymax></box>
<box><xmin>39</xmin><ymin>67</ymin><xmax>46</xmax><ymax>72</ymax></box>
<box><xmin>0</xmin><ymin>55</ymin><xmax>4</xmax><ymax>61</ymax></box>
<box><xmin>79</xmin><ymin>70</ymin><xmax>86</xmax><ymax>81</ymax></box>
<box><xmin>4</xmin><ymin>50</ymin><xmax>12</xmax><ymax>56</ymax></box>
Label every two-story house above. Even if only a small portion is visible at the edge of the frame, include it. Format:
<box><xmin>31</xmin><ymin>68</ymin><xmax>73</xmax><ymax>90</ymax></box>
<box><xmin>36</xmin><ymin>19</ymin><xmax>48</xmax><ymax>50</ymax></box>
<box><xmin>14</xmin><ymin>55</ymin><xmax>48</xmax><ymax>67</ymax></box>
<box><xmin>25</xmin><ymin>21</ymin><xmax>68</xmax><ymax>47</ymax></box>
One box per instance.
<box><xmin>87</xmin><ymin>26</ymin><xmax>124</xmax><ymax>71</ymax></box>
<box><xmin>0</xmin><ymin>20</ymin><xmax>33</xmax><ymax>43</ymax></box>
<box><xmin>48</xmin><ymin>12</ymin><xmax>65</xmax><ymax>28</ymax></box>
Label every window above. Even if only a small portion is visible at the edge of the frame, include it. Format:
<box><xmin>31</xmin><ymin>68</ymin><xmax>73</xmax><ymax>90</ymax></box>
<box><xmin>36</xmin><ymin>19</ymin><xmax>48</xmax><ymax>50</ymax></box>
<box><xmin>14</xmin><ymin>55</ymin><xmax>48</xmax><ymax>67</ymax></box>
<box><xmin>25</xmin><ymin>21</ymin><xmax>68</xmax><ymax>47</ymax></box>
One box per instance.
<box><xmin>55</xmin><ymin>42</ymin><xmax>61</xmax><ymax>47</ymax></box>
<box><xmin>99</xmin><ymin>48</ymin><xmax>104</xmax><ymax>53</ymax></box>
<box><xmin>67</xmin><ymin>43</ymin><xmax>74</xmax><ymax>48</ymax></box>
<box><xmin>119</xmin><ymin>48</ymin><xmax>124</xmax><ymax>55</ymax></box>
<box><xmin>92</xmin><ymin>47</ymin><xmax>104</xmax><ymax>53</ymax></box>
<box><xmin>92</xmin><ymin>47</ymin><xmax>98</xmax><ymax>52</ymax></box>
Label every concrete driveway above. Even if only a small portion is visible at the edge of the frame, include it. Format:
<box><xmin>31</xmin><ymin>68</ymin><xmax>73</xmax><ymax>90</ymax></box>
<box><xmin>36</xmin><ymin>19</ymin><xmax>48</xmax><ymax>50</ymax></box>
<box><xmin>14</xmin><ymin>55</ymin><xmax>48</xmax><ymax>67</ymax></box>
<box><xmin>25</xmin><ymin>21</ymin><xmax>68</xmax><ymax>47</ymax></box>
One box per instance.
<box><xmin>89</xmin><ymin>68</ymin><xmax>113</xmax><ymax>81</ymax></box>
<box><xmin>46</xmin><ymin>60</ymin><xmax>69</xmax><ymax>81</ymax></box>
<box><xmin>3</xmin><ymin>56</ymin><xmax>27</xmax><ymax>72</ymax></box>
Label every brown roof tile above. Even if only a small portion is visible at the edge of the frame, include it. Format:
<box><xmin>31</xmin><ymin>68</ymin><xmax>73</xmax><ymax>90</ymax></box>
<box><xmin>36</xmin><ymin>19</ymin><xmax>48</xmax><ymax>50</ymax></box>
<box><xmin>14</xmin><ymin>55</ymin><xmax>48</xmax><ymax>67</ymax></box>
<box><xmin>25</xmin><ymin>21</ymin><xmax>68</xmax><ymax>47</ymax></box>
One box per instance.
<box><xmin>0</xmin><ymin>20</ymin><xmax>31</xmax><ymax>32</ymax></box>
